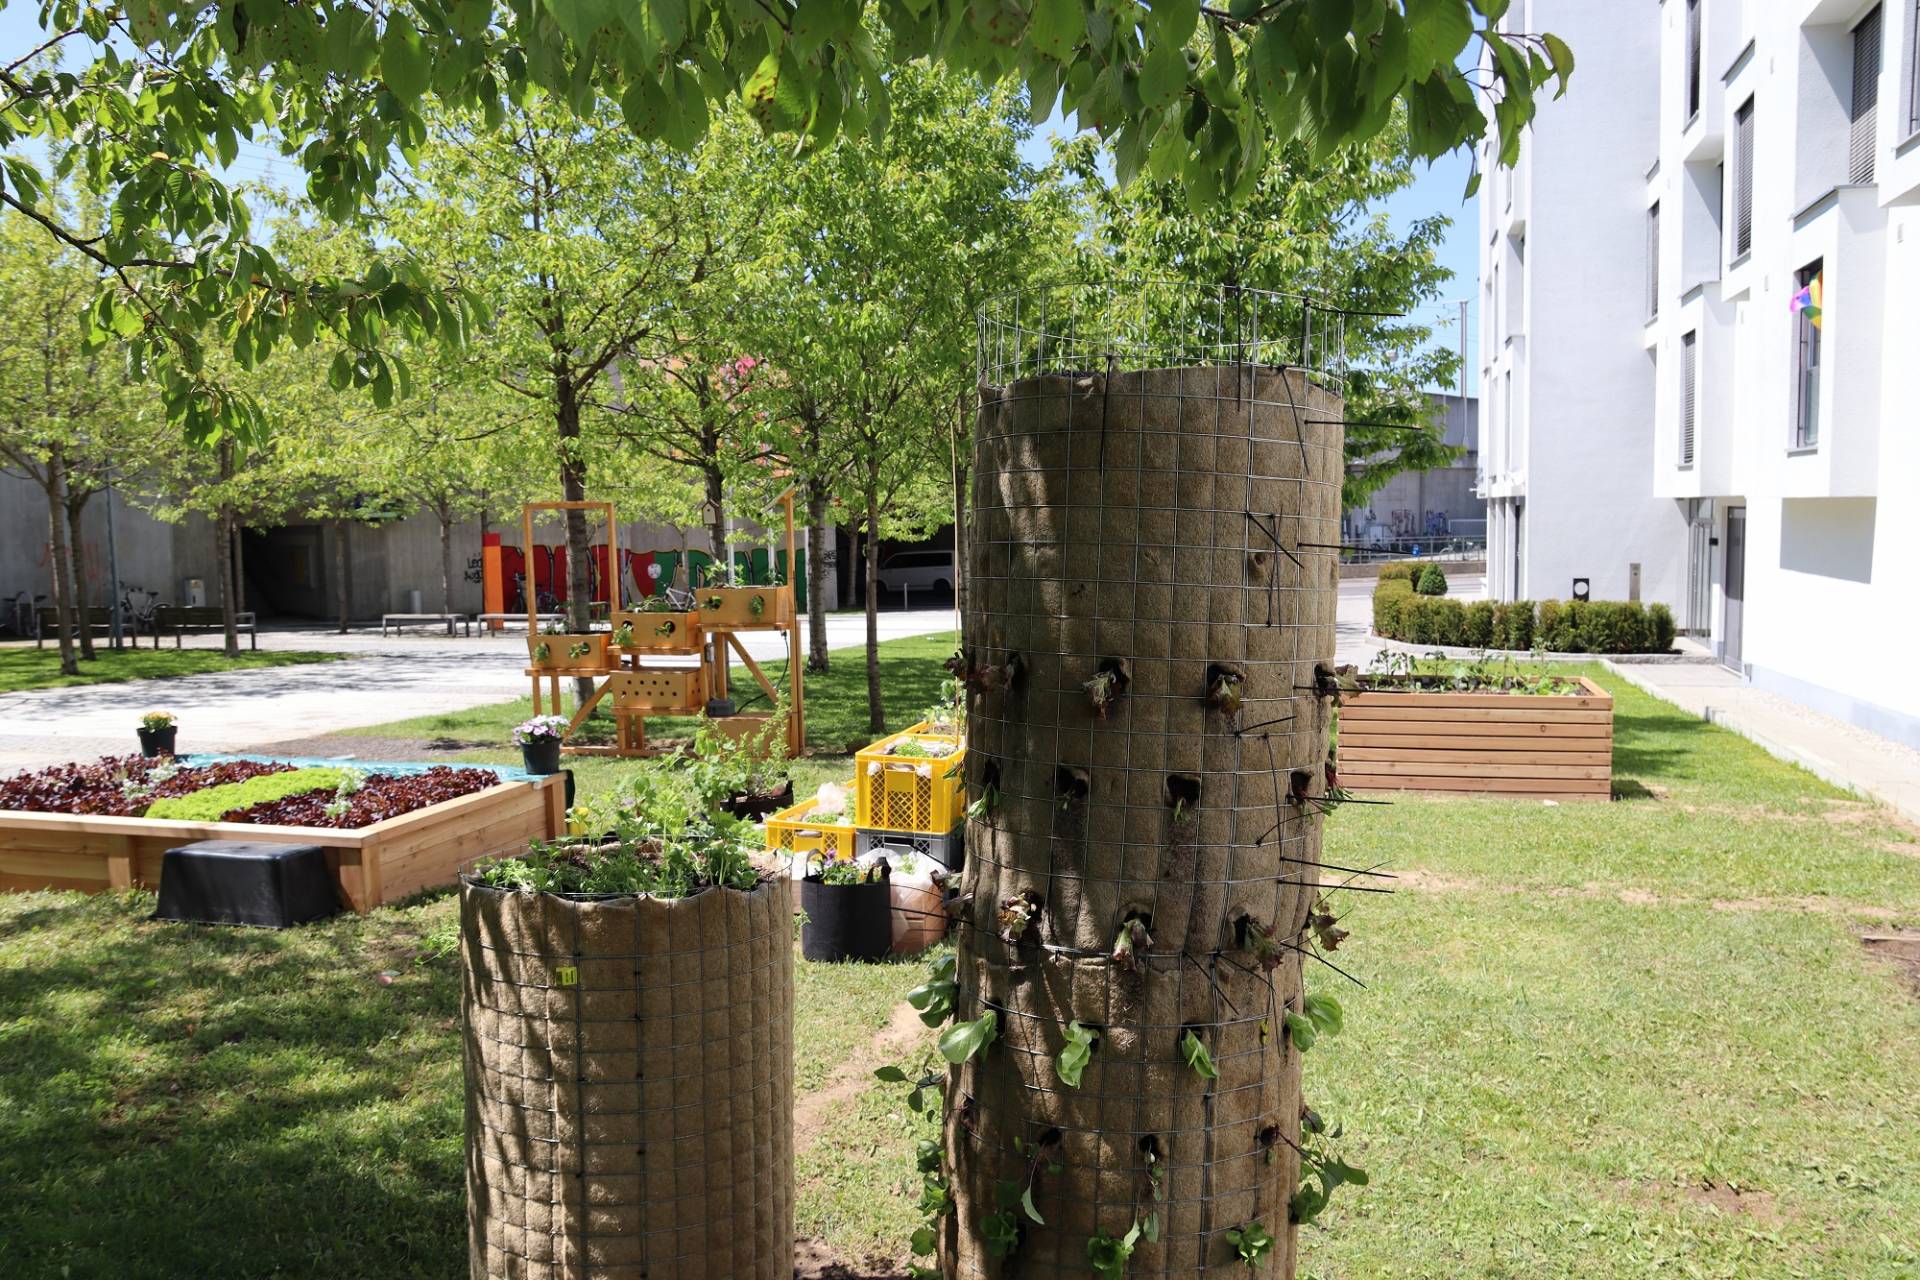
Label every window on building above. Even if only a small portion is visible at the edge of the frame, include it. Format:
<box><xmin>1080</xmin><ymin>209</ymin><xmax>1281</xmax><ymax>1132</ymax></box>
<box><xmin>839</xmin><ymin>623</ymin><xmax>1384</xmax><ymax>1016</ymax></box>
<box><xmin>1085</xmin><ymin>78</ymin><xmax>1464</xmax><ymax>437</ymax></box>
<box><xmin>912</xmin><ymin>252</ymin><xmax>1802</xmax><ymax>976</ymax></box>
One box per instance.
<box><xmin>1686</xmin><ymin>0</ymin><xmax>1703</xmax><ymax>121</ymax></box>
<box><xmin>1911</xmin><ymin>0</ymin><xmax>1920</xmax><ymax>134</ymax></box>
<box><xmin>1680</xmin><ymin>331</ymin><xmax>1698</xmax><ymax>467</ymax></box>
<box><xmin>1646</xmin><ymin>202</ymin><xmax>1661</xmax><ymax>319</ymax></box>
<box><xmin>1852</xmin><ymin>5</ymin><xmax>1884</xmax><ymax>183</ymax></box>
<box><xmin>1732</xmin><ymin>97</ymin><xmax>1755</xmax><ymax>259</ymax></box>
<box><xmin>1793</xmin><ymin>260</ymin><xmax>1823</xmax><ymax>450</ymax></box>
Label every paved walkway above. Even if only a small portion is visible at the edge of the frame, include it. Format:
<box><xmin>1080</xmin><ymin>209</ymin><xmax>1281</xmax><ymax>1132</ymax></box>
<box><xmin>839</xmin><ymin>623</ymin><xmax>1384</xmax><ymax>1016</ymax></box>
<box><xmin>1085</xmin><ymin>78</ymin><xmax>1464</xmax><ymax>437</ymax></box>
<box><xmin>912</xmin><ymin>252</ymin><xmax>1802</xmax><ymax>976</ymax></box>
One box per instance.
<box><xmin>1606</xmin><ymin>660</ymin><xmax>1920</xmax><ymax>826</ymax></box>
<box><xmin>0</xmin><ymin>610</ymin><xmax>957</xmax><ymax>769</ymax></box>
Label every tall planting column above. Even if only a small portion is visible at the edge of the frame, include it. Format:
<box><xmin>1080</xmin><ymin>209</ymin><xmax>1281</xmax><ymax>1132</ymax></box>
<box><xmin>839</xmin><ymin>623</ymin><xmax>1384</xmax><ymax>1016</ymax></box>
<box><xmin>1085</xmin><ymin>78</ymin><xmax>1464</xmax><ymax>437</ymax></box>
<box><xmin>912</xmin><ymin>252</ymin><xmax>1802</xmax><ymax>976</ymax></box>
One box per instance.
<box><xmin>945</xmin><ymin>287</ymin><xmax>1345</xmax><ymax>1279</ymax></box>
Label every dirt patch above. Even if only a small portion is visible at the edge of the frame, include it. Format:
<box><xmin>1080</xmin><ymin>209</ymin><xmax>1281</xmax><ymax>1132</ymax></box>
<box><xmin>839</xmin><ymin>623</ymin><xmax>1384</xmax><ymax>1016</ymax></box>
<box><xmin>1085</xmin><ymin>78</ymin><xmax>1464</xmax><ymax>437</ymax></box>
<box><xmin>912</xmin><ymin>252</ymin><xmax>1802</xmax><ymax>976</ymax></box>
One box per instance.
<box><xmin>1708</xmin><ymin>897</ymin><xmax>1904</xmax><ymax>922</ymax></box>
<box><xmin>1862</xmin><ymin>931</ymin><xmax>1920</xmax><ymax>997</ymax></box>
<box><xmin>1395</xmin><ymin>868</ymin><xmax>1906</xmax><ymax>921</ymax></box>
<box><xmin>1683</xmin><ymin>1181</ymin><xmax>1782</xmax><ymax>1223</ymax></box>
<box><xmin>793</xmin><ymin>998</ymin><xmax>934</xmax><ymax>1150</ymax></box>
<box><xmin>1614</xmin><ymin>1178</ymin><xmax>1783</xmax><ymax>1225</ymax></box>
<box><xmin>793</xmin><ymin>1237</ymin><xmax>906</xmax><ymax>1279</ymax></box>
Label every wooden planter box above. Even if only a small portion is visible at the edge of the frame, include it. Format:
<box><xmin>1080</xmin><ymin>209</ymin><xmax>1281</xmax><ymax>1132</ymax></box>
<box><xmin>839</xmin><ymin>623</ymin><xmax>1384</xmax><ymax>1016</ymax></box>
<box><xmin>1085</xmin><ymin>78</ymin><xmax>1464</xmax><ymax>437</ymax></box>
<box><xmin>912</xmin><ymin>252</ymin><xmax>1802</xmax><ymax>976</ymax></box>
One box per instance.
<box><xmin>608</xmin><ymin>667</ymin><xmax>707</xmax><ymax>715</ymax></box>
<box><xmin>697</xmin><ymin>584</ymin><xmax>794</xmax><ymax>629</ymax></box>
<box><xmin>0</xmin><ymin>775</ymin><xmax>566</xmax><ymax>913</ymax></box>
<box><xmin>610</xmin><ymin>610</ymin><xmax>703</xmax><ymax>655</ymax></box>
<box><xmin>1337</xmin><ymin>675</ymin><xmax>1614</xmax><ymax>799</ymax></box>
<box><xmin>526</xmin><ymin>633</ymin><xmax>609</xmax><ymax>675</ymax></box>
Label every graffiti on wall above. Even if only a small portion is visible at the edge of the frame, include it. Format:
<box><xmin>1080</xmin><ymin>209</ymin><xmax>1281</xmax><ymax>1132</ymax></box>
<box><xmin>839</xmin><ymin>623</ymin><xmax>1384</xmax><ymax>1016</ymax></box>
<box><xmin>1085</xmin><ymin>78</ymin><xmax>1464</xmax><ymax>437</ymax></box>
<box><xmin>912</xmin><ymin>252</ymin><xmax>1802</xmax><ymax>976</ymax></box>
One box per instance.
<box><xmin>498</xmin><ymin>543</ymin><xmax>806</xmax><ymax>612</ymax></box>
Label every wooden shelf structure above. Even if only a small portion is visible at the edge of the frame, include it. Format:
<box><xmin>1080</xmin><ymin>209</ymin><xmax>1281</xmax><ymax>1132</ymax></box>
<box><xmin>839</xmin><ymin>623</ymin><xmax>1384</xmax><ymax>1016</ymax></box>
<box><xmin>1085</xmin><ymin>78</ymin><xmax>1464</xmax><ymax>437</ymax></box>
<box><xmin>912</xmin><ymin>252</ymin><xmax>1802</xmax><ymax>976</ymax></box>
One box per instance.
<box><xmin>519</xmin><ymin>496</ymin><xmax>805</xmax><ymax>759</ymax></box>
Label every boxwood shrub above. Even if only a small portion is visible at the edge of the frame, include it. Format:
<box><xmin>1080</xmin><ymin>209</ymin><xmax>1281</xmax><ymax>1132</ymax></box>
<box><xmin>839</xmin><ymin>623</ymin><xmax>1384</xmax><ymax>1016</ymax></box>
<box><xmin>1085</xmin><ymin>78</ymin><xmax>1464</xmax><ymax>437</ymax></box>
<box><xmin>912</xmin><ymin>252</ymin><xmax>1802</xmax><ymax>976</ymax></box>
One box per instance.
<box><xmin>1371</xmin><ymin>583</ymin><xmax>1673</xmax><ymax>654</ymax></box>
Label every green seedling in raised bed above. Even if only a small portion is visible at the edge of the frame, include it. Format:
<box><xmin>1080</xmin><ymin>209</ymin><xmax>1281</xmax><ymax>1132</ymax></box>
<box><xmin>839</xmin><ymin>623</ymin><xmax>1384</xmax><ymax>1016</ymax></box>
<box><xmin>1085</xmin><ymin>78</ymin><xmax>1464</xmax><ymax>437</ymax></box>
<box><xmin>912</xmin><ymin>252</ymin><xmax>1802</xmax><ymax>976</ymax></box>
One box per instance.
<box><xmin>1225</xmin><ymin>1221</ymin><xmax>1276</xmax><ymax>1268</ymax></box>
<box><xmin>1055</xmin><ymin>1020</ymin><xmax>1098</xmax><ymax>1088</ymax></box>
<box><xmin>1179</xmin><ymin>1029</ymin><xmax>1217</xmax><ymax>1080</ymax></box>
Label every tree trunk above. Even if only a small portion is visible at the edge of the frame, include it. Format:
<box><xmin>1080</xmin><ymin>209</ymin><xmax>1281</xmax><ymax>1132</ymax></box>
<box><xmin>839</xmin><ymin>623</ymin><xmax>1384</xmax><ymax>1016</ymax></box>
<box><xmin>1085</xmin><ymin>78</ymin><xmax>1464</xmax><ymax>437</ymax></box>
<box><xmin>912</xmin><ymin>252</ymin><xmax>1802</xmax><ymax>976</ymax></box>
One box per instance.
<box><xmin>65</xmin><ymin>492</ymin><xmax>95</xmax><ymax>661</ymax></box>
<box><xmin>806</xmin><ymin>484</ymin><xmax>830</xmax><ymax>673</ymax></box>
<box><xmin>232</xmin><ymin>522</ymin><xmax>247</xmax><ymax>615</ymax></box>
<box><xmin>43</xmin><ymin>447</ymin><xmax>79</xmax><ymax>677</ymax></box>
<box><xmin>556</xmin><ymin>376</ymin><xmax>596</xmax><ymax>707</ymax></box>
<box><xmin>704</xmin><ymin>459</ymin><xmax>727</xmax><ymax>581</ymax></box>
<box><xmin>439</xmin><ymin>510</ymin><xmax>455</xmax><ymax>614</ymax></box>
<box><xmin>334</xmin><ymin>519</ymin><xmax>351</xmax><ymax>634</ymax></box>
<box><xmin>217</xmin><ymin>439</ymin><xmax>239</xmax><ymax>658</ymax></box>
<box><xmin>863</xmin><ymin>466</ymin><xmax>883</xmax><ymax>734</ymax></box>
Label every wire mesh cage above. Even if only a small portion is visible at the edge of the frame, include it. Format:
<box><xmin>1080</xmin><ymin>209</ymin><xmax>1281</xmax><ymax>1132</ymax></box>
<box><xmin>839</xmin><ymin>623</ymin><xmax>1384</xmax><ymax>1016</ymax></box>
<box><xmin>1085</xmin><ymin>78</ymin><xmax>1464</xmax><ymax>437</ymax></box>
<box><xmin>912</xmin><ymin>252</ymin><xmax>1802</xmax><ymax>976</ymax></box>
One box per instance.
<box><xmin>940</xmin><ymin>279</ymin><xmax>1350</xmax><ymax>1278</ymax></box>
<box><xmin>976</xmin><ymin>279</ymin><xmax>1349</xmax><ymax>389</ymax></box>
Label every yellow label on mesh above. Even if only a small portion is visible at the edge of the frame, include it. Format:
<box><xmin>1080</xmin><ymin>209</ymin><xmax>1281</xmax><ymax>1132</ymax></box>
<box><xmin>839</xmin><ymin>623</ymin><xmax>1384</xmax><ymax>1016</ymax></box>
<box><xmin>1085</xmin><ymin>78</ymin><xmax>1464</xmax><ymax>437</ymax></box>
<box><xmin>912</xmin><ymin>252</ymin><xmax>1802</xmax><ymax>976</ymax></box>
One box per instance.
<box><xmin>553</xmin><ymin>966</ymin><xmax>578</xmax><ymax>987</ymax></box>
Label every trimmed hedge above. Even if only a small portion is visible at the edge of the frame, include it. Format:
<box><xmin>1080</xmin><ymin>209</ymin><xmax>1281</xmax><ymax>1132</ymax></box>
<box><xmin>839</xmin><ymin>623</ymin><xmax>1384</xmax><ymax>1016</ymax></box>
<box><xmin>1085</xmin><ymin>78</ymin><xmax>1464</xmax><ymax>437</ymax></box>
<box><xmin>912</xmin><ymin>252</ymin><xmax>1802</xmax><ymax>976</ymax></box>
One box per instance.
<box><xmin>1414</xmin><ymin>564</ymin><xmax>1449</xmax><ymax>596</ymax></box>
<box><xmin>145</xmin><ymin>767</ymin><xmax>354</xmax><ymax>822</ymax></box>
<box><xmin>1371</xmin><ymin>582</ymin><xmax>1675</xmax><ymax>654</ymax></box>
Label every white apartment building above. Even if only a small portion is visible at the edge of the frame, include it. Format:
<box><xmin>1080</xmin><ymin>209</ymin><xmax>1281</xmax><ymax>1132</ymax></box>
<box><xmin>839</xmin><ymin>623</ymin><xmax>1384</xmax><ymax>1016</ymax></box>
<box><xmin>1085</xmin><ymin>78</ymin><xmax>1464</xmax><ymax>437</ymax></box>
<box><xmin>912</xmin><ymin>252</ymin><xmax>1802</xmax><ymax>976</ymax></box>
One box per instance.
<box><xmin>1483</xmin><ymin>0</ymin><xmax>1920</xmax><ymax>750</ymax></box>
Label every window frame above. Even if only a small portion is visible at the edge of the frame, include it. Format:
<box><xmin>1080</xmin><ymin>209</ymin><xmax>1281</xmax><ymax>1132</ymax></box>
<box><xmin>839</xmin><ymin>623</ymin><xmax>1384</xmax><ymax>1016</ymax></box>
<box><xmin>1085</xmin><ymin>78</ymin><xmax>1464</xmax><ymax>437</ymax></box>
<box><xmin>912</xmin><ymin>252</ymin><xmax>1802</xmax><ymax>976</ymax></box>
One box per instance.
<box><xmin>1679</xmin><ymin>330</ymin><xmax>1698</xmax><ymax>468</ymax></box>
<box><xmin>1792</xmin><ymin>260</ymin><xmax>1824</xmax><ymax>452</ymax></box>
<box><xmin>1685</xmin><ymin>0</ymin><xmax>1703</xmax><ymax>122</ymax></box>
<box><xmin>1851</xmin><ymin>4</ymin><xmax>1884</xmax><ymax>184</ymax></box>
<box><xmin>1731</xmin><ymin>97</ymin><xmax>1755</xmax><ymax>261</ymax></box>
<box><xmin>1646</xmin><ymin>201</ymin><xmax>1661</xmax><ymax>320</ymax></box>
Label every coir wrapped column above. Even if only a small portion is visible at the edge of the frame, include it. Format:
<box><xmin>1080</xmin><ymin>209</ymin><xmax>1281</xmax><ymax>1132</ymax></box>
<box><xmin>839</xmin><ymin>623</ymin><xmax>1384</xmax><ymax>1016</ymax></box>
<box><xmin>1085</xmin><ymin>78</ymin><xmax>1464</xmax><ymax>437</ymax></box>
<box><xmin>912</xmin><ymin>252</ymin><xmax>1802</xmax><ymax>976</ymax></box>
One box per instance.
<box><xmin>462</xmin><ymin>875</ymin><xmax>794</xmax><ymax>1280</ymax></box>
<box><xmin>946</xmin><ymin>316</ymin><xmax>1344</xmax><ymax>1280</ymax></box>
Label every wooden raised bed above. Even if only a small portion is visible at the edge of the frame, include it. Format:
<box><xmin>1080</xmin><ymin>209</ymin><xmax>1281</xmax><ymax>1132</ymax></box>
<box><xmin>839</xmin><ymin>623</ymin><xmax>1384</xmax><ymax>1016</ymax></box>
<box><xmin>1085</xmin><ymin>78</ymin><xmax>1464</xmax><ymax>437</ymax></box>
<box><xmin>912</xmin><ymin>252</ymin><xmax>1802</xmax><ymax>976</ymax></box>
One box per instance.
<box><xmin>1337</xmin><ymin>675</ymin><xmax>1614</xmax><ymax>799</ymax></box>
<box><xmin>0</xmin><ymin>774</ymin><xmax>566</xmax><ymax>913</ymax></box>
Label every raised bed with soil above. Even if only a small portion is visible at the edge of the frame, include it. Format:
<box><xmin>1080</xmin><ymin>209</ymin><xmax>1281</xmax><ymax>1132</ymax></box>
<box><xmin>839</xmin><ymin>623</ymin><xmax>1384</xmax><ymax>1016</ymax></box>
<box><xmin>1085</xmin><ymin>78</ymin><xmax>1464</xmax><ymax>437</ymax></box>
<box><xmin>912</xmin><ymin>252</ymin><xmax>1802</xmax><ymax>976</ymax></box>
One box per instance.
<box><xmin>1336</xmin><ymin>674</ymin><xmax>1615</xmax><ymax>799</ymax></box>
<box><xmin>0</xmin><ymin>756</ymin><xmax>566</xmax><ymax>912</ymax></box>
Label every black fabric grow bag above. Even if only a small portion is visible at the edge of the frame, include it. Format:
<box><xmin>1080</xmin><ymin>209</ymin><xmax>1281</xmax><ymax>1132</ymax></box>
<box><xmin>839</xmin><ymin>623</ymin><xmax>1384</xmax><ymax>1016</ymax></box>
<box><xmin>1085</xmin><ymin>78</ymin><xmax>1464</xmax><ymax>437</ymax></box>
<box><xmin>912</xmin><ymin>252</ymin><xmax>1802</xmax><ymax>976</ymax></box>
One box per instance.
<box><xmin>798</xmin><ymin>864</ymin><xmax>892</xmax><ymax>962</ymax></box>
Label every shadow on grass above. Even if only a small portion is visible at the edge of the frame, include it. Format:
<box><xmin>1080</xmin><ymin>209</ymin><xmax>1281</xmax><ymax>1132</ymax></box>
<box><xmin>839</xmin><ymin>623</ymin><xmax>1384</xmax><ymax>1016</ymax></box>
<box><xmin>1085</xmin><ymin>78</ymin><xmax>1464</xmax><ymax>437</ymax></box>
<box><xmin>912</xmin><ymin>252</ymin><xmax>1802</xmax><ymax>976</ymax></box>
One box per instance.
<box><xmin>1610</xmin><ymin>701</ymin><xmax>1721</xmax><ymax>794</ymax></box>
<box><xmin>0</xmin><ymin>892</ymin><xmax>463</xmax><ymax>1278</ymax></box>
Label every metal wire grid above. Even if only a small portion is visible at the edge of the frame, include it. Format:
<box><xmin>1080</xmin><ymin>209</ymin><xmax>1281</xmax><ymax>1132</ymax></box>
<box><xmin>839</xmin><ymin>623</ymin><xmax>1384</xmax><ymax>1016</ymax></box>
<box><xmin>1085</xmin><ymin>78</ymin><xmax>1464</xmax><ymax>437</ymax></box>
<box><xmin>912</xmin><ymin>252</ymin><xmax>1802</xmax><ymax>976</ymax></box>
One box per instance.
<box><xmin>976</xmin><ymin>280</ymin><xmax>1350</xmax><ymax>391</ymax></box>
<box><xmin>945</xmin><ymin>353</ymin><xmax>1341</xmax><ymax>1277</ymax></box>
<box><xmin>462</xmin><ymin>880</ymin><xmax>792</xmax><ymax>1280</ymax></box>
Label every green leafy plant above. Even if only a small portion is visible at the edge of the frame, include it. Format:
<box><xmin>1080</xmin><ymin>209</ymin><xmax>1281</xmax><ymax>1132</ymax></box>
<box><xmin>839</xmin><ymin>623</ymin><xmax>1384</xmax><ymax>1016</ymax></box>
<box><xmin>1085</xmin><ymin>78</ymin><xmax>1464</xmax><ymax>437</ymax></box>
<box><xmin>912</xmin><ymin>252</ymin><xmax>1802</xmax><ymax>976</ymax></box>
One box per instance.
<box><xmin>1055</xmin><ymin>1020</ymin><xmax>1098</xmax><ymax>1088</ymax></box>
<box><xmin>997</xmin><ymin>893</ymin><xmax>1039</xmax><ymax>944</ymax></box>
<box><xmin>1087</xmin><ymin>1218</ymin><xmax>1146</xmax><ymax>1279</ymax></box>
<box><xmin>567</xmin><ymin>640</ymin><xmax>591</xmax><ymax>660</ymax></box>
<box><xmin>1414</xmin><ymin>563</ymin><xmax>1449</xmax><ymax>596</ymax></box>
<box><xmin>811</xmin><ymin>853</ymin><xmax>884</xmax><ymax>886</ymax></box>
<box><xmin>1111</xmin><ymin>917</ymin><xmax>1152</xmax><ymax>972</ymax></box>
<box><xmin>747</xmin><ymin>592</ymin><xmax>767</xmax><ymax>618</ymax></box>
<box><xmin>980</xmin><ymin>1207</ymin><xmax>1021</xmax><ymax>1259</ymax></box>
<box><xmin>138</xmin><ymin>710</ymin><xmax>176</xmax><ymax>731</ymax></box>
<box><xmin>966</xmin><ymin>782</ymin><xmax>999</xmax><ymax>821</ymax></box>
<box><xmin>612</xmin><ymin>621</ymin><xmax>635</xmax><ymax>646</ymax></box>
<box><xmin>469</xmin><ymin>825</ymin><xmax>761</xmax><ymax>898</ymax></box>
<box><xmin>532</xmin><ymin>642</ymin><xmax>552</xmax><ymax>662</ymax></box>
<box><xmin>1225</xmin><ymin>1221</ymin><xmax>1276</xmax><ymax>1268</ymax></box>
<box><xmin>906</xmin><ymin>953</ymin><xmax>958</xmax><ymax>1026</ymax></box>
<box><xmin>654</xmin><ymin>618</ymin><xmax>677</xmax><ymax>637</ymax></box>
<box><xmin>145</xmin><ymin>766</ymin><xmax>356</xmax><ymax>822</ymax></box>
<box><xmin>939</xmin><ymin>1011</ymin><xmax>999</xmax><ymax>1065</ymax></box>
<box><xmin>1179</xmin><ymin>1029</ymin><xmax>1218</xmax><ymax>1081</ymax></box>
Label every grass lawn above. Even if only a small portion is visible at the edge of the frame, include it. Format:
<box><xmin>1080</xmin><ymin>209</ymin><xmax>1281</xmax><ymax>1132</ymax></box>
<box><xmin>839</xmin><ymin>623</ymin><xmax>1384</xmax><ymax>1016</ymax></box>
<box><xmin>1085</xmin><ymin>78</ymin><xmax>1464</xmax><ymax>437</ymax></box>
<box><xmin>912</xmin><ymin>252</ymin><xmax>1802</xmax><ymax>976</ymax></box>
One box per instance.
<box><xmin>0</xmin><ymin>645</ymin><xmax>342</xmax><ymax>693</ymax></box>
<box><xmin>2</xmin><ymin>657</ymin><xmax>1919</xmax><ymax>1278</ymax></box>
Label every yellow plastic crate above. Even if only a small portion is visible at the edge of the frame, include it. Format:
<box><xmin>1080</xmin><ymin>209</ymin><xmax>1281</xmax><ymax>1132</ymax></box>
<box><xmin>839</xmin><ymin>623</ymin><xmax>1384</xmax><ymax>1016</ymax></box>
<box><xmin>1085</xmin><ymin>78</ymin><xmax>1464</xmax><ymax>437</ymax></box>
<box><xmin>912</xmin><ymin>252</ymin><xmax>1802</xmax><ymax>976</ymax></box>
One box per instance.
<box><xmin>855</xmin><ymin>725</ymin><xmax>967</xmax><ymax>834</ymax></box>
<box><xmin>765</xmin><ymin>786</ymin><xmax>859</xmax><ymax>863</ymax></box>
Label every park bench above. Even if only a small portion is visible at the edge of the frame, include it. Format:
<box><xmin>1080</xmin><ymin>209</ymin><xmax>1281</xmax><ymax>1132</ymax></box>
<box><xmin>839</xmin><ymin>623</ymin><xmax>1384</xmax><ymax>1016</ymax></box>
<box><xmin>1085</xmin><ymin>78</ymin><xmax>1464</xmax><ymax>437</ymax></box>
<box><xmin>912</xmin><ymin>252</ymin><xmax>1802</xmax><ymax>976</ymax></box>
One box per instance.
<box><xmin>34</xmin><ymin>606</ymin><xmax>138</xmax><ymax>648</ymax></box>
<box><xmin>153</xmin><ymin>605</ymin><xmax>256</xmax><ymax>649</ymax></box>
<box><xmin>381</xmin><ymin>612</ymin><xmax>472</xmax><ymax>637</ymax></box>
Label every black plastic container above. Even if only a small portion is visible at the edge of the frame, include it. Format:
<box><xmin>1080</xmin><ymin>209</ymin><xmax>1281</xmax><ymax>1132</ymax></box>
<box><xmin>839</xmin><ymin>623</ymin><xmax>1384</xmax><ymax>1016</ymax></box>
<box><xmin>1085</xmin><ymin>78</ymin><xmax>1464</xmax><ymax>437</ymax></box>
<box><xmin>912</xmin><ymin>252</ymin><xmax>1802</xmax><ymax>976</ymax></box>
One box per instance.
<box><xmin>798</xmin><ymin>861</ymin><xmax>892</xmax><ymax>962</ymax></box>
<box><xmin>137</xmin><ymin>725</ymin><xmax>178</xmax><ymax>758</ymax></box>
<box><xmin>520</xmin><ymin>738</ymin><xmax>562</xmax><ymax>776</ymax></box>
<box><xmin>154</xmin><ymin>840</ymin><xmax>340</xmax><ymax>928</ymax></box>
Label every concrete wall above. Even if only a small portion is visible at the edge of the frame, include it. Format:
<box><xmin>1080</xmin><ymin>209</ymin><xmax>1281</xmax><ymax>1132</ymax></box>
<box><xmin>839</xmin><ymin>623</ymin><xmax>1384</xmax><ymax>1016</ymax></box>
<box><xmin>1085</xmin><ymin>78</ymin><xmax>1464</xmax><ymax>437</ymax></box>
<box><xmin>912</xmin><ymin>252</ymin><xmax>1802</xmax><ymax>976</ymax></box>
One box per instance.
<box><xmin>1344</xmin><ymin>393</ymin><xmax>1486</xmax><ymax>541</ymax></box>
<box><xmin>0</xmin><ymin>472</ymin><xmax>843</xmax><ymax>623</ymax></box>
